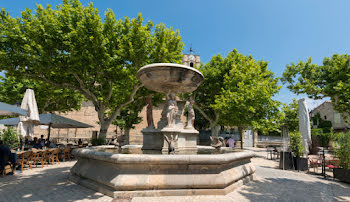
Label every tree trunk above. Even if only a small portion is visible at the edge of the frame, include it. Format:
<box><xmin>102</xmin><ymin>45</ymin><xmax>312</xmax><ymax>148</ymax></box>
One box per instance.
<box><xmin>239</xmin><ymin>126</ymin><xmax>244</xmax><ymax>149</ymax></box>
<box><xmin>211</xmin><ymin>124</ymin><xmax>221</xmax><ymax>136</ymax></box>
<box><xmin>47</xmin><ymin>123</ymin><xmax>52</xmax><ymax>141</ymax></box>
<box><xmin>253</xmin><ymin>130</ymin><xmax>258</xmax><ymax>147</ymax></box>
<box><xmin>99</xmin><ymin>121</ymin><xmax>111</xmax><ymax>140</ymax></box>
<box><xmin>124</xmin><ymin>128</ymin><xmax>130</xmax><ymax>145</ymax></box>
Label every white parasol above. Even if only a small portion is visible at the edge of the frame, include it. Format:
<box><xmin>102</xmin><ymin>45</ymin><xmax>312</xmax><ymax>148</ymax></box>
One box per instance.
<box><xmin>17</xmin><ymin>89</ymin><xmax>40</xmax><ymax>137</ymax></box>
<box><xmin>298</xmin><ymin>98</ymin><xmax>312</xmax><ymax>157</ymax></box>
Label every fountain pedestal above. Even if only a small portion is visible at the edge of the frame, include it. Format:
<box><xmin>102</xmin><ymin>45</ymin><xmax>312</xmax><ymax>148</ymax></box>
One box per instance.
<box><xmin>141</xmin><ymin>128</ymin><xmax>163</xmax><ymax>150</ymax></box>
<box><xmin>161</xmin><ymin>128</ymin><xmax>199</xmax><ymax>154</ymax></box>
<box><xmin>142</xmin><ymin>97</ymin><xmax>199</xmax><ymax>154</ymax></box>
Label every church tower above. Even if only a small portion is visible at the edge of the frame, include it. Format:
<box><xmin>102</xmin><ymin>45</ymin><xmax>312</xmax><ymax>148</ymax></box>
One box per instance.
<box><xmin>183</xmin><ymin>46</ymin><xmax>200</xmax><ymax>67</ymax></box>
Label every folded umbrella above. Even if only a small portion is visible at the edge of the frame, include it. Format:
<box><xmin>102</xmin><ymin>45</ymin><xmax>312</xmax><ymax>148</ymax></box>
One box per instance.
<box><xmin>18</xmin><ymin>89</ymin><xmax>40</xmax><ymax>137</ymax></box>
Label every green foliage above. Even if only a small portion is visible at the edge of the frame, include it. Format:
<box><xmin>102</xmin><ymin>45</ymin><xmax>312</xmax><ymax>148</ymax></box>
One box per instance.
<box><xmin>0</xmin><ymin>75</ymin><xmax>84</xmax><ymax>113</ymax></box>
<box><xmin>281</xmin><ymin>99</ymin><xmax>299</xmax><ymax>132</ymax></box>
<box><xmin>311</xmin><ymin>113</ymin><xmax>332</xmax><ymax>133</ymax></box>
<box><xmin>335</xmin><ymin>133</ymin><xmax>350</xmax><ymax>170</ymax></box>
<box><xmin>191</xmin><ymin>49</ymin><xmax>281</xmax><ymax>134</ymax></box>
<box><xmin>112</xmin><ymin>98</ymin><xmax>144</xmax><ymax>131</ymax></box>
<box><xmin>282</xmin><ymin>54</ymin><xmax>350</xmax><ymax>118</ymax></box>
<box><xmin>113</xmin><ymin>106</ymin><xmax>143</xmax><ymax>131</ymax></box>
<box><xmin>0</xmin><ymin>0</ymin><xmax>184</xmax><ymax>138</ymax></box>
<box><xmin>0</xmin><ymin>128</ymin><xmax>19</xmax><ymax>148</ymax></box>
<box><xmin>212</xmin><ymin>49</ymin><xmax>281</xmax><ymax>128</ymax></box>
<box><xmin>91</xmin><ymin>137</ymin><xmax>106</xmax><ymax>146</ymax></box>
<box><xmin>290</xmin><ymin>131</ymin><xmax>304</xmax><ymax>157</ymax></box>
<box><xmin>253</xmin><ymin>106</ymin><xmax>284</xmax><ymax>136</ymax></box>
<box><xmin>311</xmin><ymin>128</ymin><xmax>332</xmax><ymax>148</ymax></box>
<box><xmin>190</xmin><ymin>54</ymin><xmax>226</xmax><ymax>131</ymax></box>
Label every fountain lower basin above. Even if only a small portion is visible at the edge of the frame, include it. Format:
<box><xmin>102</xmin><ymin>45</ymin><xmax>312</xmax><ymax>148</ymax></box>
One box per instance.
<box><xmin>70</xmin><ymin>146</ymin><xmax>256</xmax><ymax>198</ymax></box>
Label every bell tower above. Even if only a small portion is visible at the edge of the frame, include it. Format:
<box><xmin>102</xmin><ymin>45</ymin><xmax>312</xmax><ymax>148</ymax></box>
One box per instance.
<box><xmin>183</xmin><ymin>46</ymin><xmax>200</xmax><ymax>67</ymax></box>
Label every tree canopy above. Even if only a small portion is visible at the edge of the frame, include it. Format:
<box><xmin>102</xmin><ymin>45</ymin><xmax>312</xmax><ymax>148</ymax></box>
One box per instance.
<box><xmin>0</xmin><ymin>74</ymin><xmax>84</xmax><ymax>113</ymax></box>
<box><xmin>0</xmin><ymin>0</ymin><xmax>184</xmax><ymax>138</ymax></box>
<box><xmin>282</xmin><ymin>54</ymin><xmax>350</xmax><ymax>117</ymax></box>
<box><xmin>192</xmin><ymin>49</ymin><xmax>281</xmax><ymax>141</ymax></box>
<box><xmin>281</xmin><ymin>99</ymin><xmax>299</xmax><ymax>132</ymax></box>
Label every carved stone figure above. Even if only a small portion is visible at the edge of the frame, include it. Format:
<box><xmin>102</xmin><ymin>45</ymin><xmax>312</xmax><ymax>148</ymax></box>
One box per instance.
<box><xmin>107</xmin><ymin>136</ymin><xmax>119</xmax><ymax>147</ymax></box>
<box><xmin>166</xmin><ymin>93</ymin><xmax>178</xmax><ymax>128</ymax></box>
<box><xmin>186</xmin><ymin>97</ymin><xmax>195</xmax><ymax>129</ymax></box>
<box><xmin>164</xmin><ymin>134</ymin><xmax>178</xmax><ymax>154</ymax></box>
<box><xmin>210</xmin><ymin>136</ymin><xmax>225</xmax><ymax>149</ymax></box>
<box><xmin>145</xmin><ymin>95</ymin><xmax>155</xmax><ymax>128</ymax></box>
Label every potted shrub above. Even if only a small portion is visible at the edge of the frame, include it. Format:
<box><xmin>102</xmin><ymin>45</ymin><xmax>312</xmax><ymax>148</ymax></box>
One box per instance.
<box><xmin>290</xmin><ymin>132</ymin><xmax>308</xmax><ymax>171</ymax></box>
<box><xmin>0</xmin><ymin>128</ymin><xmax>19</xmax><ymax>148</ymax></box>
<box><xmin>333</xmin><ymin>133</ymin><xmax>350</xmax><ymax>183</ymax></box>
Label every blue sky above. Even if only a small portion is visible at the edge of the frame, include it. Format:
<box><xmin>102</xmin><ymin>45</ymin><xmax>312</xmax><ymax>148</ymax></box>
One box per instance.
<box><xmin>2</xmin><ymin>0</ymin><xmax>349</xmax><ymax>109</ymax></box>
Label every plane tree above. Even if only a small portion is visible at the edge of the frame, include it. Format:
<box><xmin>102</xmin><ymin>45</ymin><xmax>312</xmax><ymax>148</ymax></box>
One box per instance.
<box><xmin>0</xmin><ymin>0</ymin><xmax>184</xmax><ymax>139</ymax></box>
<box><xmin>282</xmin><ymin>54</ymin><xmax>350</xmax><ymax>118</ymax></box>
<box><xmin>192</xmin><ymin>49</ymin><xmax>281</xmax><ymax>148</ymax></box>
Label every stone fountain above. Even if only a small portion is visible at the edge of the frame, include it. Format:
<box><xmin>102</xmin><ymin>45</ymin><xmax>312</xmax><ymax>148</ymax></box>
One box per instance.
<box><xmin>70</xmin><ymin>63</ymin><xmax>255</xmax><ymax>198</ymax></box>
<box><xmin>137</xmin><ymin>63</ymin><xmax>203</xmax><ymax>154</ymax></box>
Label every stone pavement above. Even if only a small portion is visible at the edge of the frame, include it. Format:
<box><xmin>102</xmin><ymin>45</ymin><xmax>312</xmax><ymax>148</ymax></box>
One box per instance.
<box><xmin>132</xmin><ymin>148</ymin><xmax>350</xmax><ymax>202</ymax></box>
<box><xmin>1</xmin><ymin>148</ymin><xmax>349</xmax><ymax>202</ymax></box>
<box><xmin>0</xmin><ymin>161</ymin><xmax>112</xmax><ymax>202</ymax></box>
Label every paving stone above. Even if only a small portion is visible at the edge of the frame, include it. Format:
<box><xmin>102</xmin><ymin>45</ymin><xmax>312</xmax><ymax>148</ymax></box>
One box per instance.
<box><xmin>0</xmin><ymin>161</ymin><xmax>112</xmax><ymax>202</ymax></box>
<box><xmin>1</xmin><ymin>148</ymin><xmax>349</xmax><ymax>202</ymax></box>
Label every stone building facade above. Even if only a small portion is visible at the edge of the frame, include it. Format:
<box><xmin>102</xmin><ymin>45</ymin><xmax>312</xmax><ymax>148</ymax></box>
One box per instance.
<box><xmin>310</xmin><ymin>100</ymin><xmax>349</xmax><ymax>131</ymax></box>
<box><xmin>183</xmin><ymin>54</ymin><xmax>200</xmax><ymax>67</ymax></box>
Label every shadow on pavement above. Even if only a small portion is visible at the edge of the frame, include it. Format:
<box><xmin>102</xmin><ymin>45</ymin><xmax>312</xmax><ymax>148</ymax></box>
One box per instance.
<box><xmin>237</xmin><ymin>176</ymin><xmax>350</xmax><ymax>201</ymax></box>
<box><xmin>0</xmin><ymin>163</ymin><xmax>109</xmax><ymax>202</ymax></box>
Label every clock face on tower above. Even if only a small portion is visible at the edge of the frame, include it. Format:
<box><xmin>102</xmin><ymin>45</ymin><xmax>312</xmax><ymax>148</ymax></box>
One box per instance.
<box><xmin>189</xmin><ymin>55</ymin><xmax>195</xmax><ymax>61</ymax></box>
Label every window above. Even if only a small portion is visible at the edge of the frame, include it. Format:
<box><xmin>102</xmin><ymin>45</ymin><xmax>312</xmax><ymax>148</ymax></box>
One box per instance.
<box><xmin>324</xmin><ymin>116</ymin><xmax>327</xmax><ymax>120</ymax></box>
<box><xmin>190</xmin><ymin>62</ymin><xmax>194</xmax><ymax>67</ymax></box>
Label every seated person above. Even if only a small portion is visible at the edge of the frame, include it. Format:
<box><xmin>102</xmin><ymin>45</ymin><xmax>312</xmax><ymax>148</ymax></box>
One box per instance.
<box><xmin>78</xmin><ymin>139</ymin><xmax>82</xmax><ymax>146</ymax></box>
<box><xmin>24</xmin><ymin>137</ymin><xmax>29</xmax><ymax>145</ymax></box>
<box><xmin>47</xmin><ymin>141</ymin><xmax>57</xmax><ymax>148</ymax></box>
<box><xmin>33</xmin><ymin>139</ymin><xmax>42</xmax><ymax>149</ymax></box>
<box><xmin>31</xmin><ymin>137</ymin><xmax>38</xmax><ymax>146</ymax></box>
<box><xmin>224</xmin><ymin>137</ymin><xmax>229</xmax><ymax>147</ymax></box>
<box><xmin>0</xmin><ymin>140</ymin><xmax>11</xmax><ymax>172</ymax></box>
<box><xmin>40</xmin><ymin>138</ymin><xmax>46</xmax><ymax>147</ymax></box>
<box><xmin>227</xmin><ymin>137</ymin><xmax>235</xmax><ymax>148</ymax></box>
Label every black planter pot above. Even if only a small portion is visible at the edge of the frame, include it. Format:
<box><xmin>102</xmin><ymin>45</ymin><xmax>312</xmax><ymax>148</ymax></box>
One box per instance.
<box><xmin>333</xmin><ymin>168</ymin><xmax>350</xmax><ymax>184</ymax></box>
<box><xmin>293</xmin><ymin>156</ymin><xmax>308</xmax><ymax>171</ymax></box>
<box><xmin>279</xmin><ymin>152</ymin><xmax>294</xmax><ymax>170</ymax></box>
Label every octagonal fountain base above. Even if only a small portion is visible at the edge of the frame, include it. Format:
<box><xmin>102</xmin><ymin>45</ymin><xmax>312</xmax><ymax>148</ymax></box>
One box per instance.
<box><xmin>70</xmin><ymin>147</ymin><xmax>256</xmax><ymax>198</ymax></box>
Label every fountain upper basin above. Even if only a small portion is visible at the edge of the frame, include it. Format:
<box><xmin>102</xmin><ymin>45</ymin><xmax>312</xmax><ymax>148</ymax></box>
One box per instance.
<box><xmin>137</xmin><ymin>63</ymin><xmax>204</xmax><ymax>94</ymax></box>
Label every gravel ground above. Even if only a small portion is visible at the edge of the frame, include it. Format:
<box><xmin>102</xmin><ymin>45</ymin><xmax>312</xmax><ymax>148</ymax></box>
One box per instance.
<box><xmin>1</xmin><ymin>148</ymin><xmax>349</xmax><ymax>202</ymax></box>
